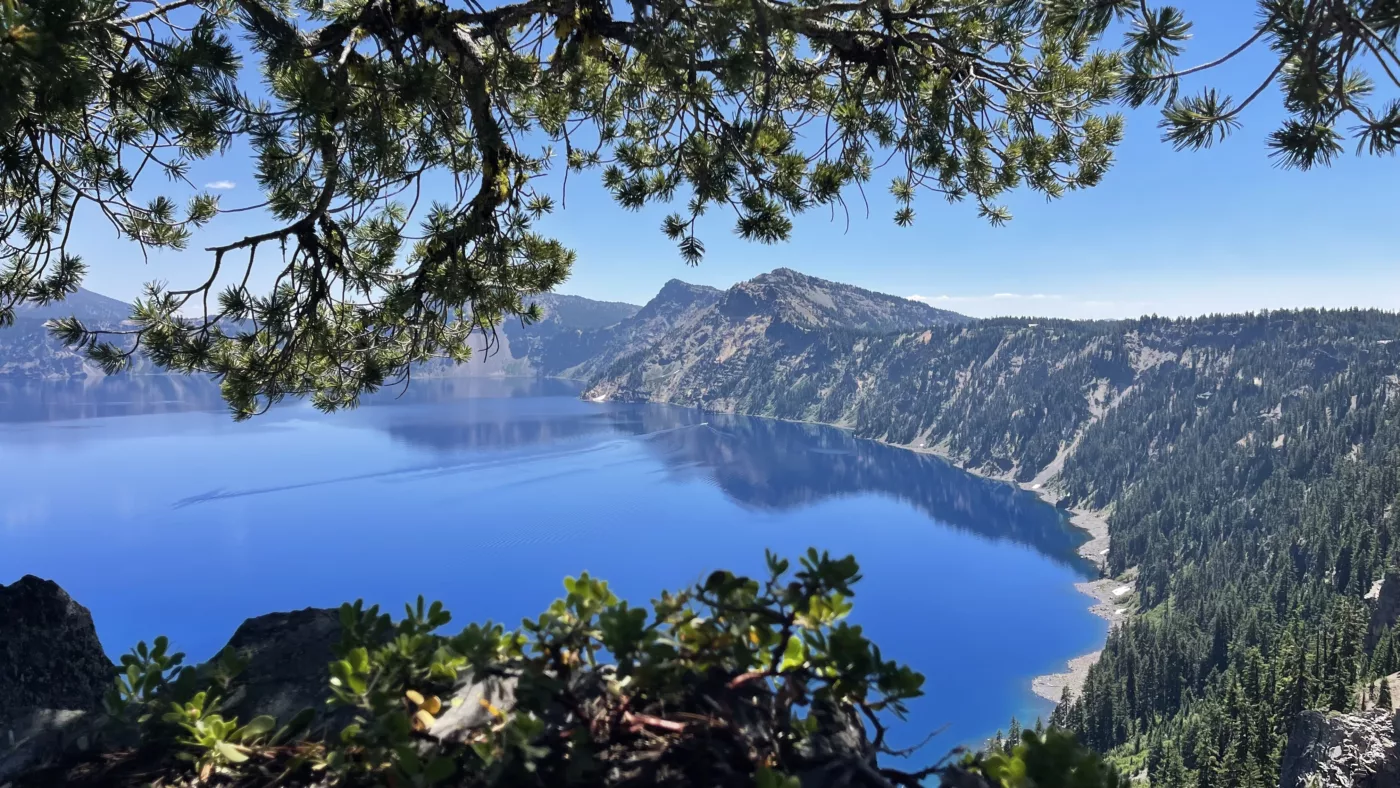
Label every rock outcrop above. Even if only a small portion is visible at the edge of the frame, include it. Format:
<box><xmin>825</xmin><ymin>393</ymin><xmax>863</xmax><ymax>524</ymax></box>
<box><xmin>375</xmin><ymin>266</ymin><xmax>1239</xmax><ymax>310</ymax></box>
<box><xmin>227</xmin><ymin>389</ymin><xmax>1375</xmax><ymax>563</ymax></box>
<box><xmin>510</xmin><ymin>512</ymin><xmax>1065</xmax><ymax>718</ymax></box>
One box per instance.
<box><xmin>1369</xmin><ymin>568</ymin><xmax>1400</xmax><ymax>649</ymax></box>
<box><xmin>0</xmin><ymin>575</ymin><xmax>112</xmax><ymax>719</ymax></box>
<box><xmin>1280</xmin><ymin>709</ymin><xmax>1400</xmax><ymax>788</ymax></box>
<box><xmin>0</xmin><ymin>708</ymin><xmax>111</xmax><ymax>785</ymax></box>
<box><xmin>0</xmin><ymin>584</ymin><xmax>350</xmax><ymax>784</ymax></box>
<box><xmin>214</xmin><ymin>607</ymin><xmax>345</xmax><ymax>733</ymax></box>
<box><xmin>0</xmin><ymin>576</ymin><xmax>117</xmax><ymax>784</ymax></box>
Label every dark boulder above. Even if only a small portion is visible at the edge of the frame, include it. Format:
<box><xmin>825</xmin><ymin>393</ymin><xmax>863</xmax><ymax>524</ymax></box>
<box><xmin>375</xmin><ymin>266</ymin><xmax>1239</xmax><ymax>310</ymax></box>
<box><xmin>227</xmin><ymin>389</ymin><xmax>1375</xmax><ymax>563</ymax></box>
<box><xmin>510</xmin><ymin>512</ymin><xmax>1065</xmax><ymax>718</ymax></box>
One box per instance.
<box><xmin>0</xmin><ymin>709</ymin><xmax>109</xmax><ymax>784</ymax></box>
<box><xmin>0</xmin><ymin>576</ymin><xmax>113</xmax><ymax>721</ymax></box>
<box><xmin>214</xmin><ymin>607</ymin><xmax>345</xmax><ymax>732</ymax></box>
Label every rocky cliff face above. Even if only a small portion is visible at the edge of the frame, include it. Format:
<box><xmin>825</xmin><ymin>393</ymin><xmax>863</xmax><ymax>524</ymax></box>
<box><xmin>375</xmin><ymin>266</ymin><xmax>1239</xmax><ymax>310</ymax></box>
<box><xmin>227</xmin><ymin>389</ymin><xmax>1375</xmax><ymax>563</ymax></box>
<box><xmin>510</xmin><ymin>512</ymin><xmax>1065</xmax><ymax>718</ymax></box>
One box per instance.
<box><xmin>0</xmin><ymin>576</ymin><xmax>112</xmax><ymax>718</ymax></box>
<box><xmin>718</xmin><ymin>268</ymin><xmax>963</xmax><ymax>333</ymax></box>
<box><xmin>585</xmin><ymin>318</ymin><xmax>1137</xmax><ymax>482</ymax></box>
<box><xmin>1370</xmin><ymin>569</ymin><xmax>1400</xmax><ymax>649</ymax></box>
<box><xmin>535</xmin><ymin>279</ymin><xmax>723</xmax><ymax>380</ymax></box>
<box><xmin>583</xmin><ymin>269</ymin><xmax>969</xmax><ymax>411</ymax></box>
<box><xmin>1280</xmin><ymin>710</ymin><xmax>1400</xmax><ymax>788</ymax></box>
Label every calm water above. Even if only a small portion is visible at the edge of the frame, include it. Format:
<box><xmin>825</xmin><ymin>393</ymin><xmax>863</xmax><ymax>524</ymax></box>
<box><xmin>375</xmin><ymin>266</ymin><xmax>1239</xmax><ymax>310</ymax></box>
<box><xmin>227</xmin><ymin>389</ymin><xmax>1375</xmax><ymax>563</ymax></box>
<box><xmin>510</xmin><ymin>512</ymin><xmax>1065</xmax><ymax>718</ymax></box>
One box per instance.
<box><xmin>0</xmin><ymin>376</ymin><xmax>1104</xmax><ymax>751</ymax></box>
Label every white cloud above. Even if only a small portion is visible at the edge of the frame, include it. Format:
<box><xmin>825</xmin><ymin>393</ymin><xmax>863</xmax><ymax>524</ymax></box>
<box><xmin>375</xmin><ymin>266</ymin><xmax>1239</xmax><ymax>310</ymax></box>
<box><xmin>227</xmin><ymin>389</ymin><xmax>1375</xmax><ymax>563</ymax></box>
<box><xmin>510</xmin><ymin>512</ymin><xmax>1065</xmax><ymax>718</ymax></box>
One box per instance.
<box><xmin>205</xmin><ymin>180</ymin><xmax>237</xmax><ymax>190</ymax></box>
<box><xmin>908</xmin><ymin>292</ymin><xmax>1146</xmax><ymax>320</ymax></box>
<box><xmin>909</xmin><ymin>292</ymin><xmax>1063</xmax><ymax>304</ymax></box>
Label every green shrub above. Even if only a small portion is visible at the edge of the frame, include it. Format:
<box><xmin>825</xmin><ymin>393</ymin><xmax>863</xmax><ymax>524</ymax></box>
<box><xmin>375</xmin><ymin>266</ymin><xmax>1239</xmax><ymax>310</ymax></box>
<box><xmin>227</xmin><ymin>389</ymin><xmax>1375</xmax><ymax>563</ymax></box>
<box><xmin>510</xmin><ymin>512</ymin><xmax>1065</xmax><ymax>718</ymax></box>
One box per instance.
<box><xmin>92</xmin><ymin>550</ymin><xmax>1116</xmax><ymax>788</ymax></box>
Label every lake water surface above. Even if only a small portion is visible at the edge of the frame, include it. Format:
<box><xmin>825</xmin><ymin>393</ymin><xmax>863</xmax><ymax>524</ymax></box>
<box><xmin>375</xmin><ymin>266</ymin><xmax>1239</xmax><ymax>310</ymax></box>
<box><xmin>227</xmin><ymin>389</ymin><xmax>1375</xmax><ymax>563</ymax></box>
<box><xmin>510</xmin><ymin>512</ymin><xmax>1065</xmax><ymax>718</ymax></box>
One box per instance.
<box><xmin>0</xmin><ymin>376</ymin><xmax>1105</xmax><ymax>751</ymax></box>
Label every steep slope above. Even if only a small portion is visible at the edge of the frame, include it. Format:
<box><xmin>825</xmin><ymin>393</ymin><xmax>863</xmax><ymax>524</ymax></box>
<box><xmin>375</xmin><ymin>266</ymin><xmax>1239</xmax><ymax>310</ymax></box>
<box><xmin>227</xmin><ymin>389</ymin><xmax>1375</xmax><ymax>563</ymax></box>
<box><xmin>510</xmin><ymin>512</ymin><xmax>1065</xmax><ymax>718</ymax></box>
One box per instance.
<box><xmin>588</xmin><ymin>318</ymin><xmax>1129</xmax><ymax>476</ymax></box>
<box><xmin>1</xmin><ymin>289</ymin><xmax>138</xmax><ymax>378</ymax></box>
<box><xmin>534</xmin><ymin>279</ymin><xmax>723</xmax><ymax>379</ymax></box>
<box><xmin>590</xmin><ymin>307</ymin><xmax>1400</xmax><ymax>786</ymax></box>
<box><xmin>586</xmin><ymin>269</ymin><xmax>966</xmax><ymax>405</ymax></box>
<box><xmin>425</xmin><ymin>283</ymin><xmax>718</xmax><ymax>379</ymax></box>
<box><xmin>530</xmin><ymin>292</ymin><xmax>640</xmax><ymax>330</ymax></box>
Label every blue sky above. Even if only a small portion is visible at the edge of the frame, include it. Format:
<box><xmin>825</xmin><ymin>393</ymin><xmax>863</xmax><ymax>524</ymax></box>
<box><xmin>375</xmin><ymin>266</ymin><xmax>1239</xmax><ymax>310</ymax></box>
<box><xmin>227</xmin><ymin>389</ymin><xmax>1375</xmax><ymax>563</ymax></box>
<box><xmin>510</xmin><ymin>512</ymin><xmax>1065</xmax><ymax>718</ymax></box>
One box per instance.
<box><xmin>72</xmin><ymin>1</ymin><xmax>1397</xmax><ymax>320</ymax></box>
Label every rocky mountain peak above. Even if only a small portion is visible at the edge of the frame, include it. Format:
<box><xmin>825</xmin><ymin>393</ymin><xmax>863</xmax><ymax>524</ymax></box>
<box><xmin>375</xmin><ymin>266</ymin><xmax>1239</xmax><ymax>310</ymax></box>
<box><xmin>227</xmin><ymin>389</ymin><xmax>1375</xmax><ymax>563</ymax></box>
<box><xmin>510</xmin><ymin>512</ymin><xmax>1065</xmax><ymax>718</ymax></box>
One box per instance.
<box><xmin>719</xmin><ymin>268</ymin><xmax>965</xmax><ymax>333</ymax></box>
<box><xmin>642</xmin><ymin>280</ymin><xmax>723</xmax><ymax>315</ymax></box>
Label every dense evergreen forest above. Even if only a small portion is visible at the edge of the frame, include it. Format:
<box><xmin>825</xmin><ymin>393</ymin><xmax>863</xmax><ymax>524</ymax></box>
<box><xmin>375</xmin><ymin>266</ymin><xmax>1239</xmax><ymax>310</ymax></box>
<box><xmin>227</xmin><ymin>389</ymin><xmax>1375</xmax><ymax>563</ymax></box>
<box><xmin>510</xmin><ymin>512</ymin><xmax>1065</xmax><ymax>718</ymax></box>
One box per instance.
<box><xmin>587</xmin><ymin>306</ymin><xmax>1400</xmax><ymax>786</ymax></box>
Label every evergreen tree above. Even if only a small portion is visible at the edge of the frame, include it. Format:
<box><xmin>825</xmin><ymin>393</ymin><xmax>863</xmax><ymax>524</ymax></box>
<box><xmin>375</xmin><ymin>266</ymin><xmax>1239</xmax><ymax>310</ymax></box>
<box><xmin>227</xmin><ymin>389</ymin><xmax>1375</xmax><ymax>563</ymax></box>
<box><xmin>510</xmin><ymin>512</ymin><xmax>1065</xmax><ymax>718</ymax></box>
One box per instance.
<box><xmin>1049</xmin><ymin>686</ymin><xmax>1075</xmax><ymax>730</ymax></box>
<box><xmin>1007</xmin><ymin>716</ymin><xmax>1023</xmax><ymax>750</ymax></box>
<box><xmin>3</xmin><ymin>0</ymin><xmax>1398</xmax><ymax>412</ymax></box>
<box><xmin>1380</xmin><ymin>677</ymin><xmax>1393</xmax><ymax>710</ymax></box>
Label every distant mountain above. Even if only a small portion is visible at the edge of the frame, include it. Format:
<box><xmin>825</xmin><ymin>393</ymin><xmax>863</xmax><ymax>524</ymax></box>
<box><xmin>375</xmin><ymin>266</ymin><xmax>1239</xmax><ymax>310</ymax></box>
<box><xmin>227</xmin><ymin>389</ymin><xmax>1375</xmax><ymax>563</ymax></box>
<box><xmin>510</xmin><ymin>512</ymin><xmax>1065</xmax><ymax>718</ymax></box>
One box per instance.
<box><xmin>583</xmin><ymin>269</ymin><xmax>966</xmax><ymax>406</ymax></box>
<box><xmin>719</xmin><ymin>267</ymin><xmax>962</xmax><ymax>332</ymax></box>
<box><xmin>16</xmin><ymin>288</ymin><xmax>133</xmax><ymax>326</ymax></box>
<box><xmin>524</xmin><ymin>293</ymin><xmax>641</xmax><ymax>331</ymax></box>
<box><xmin>528</xmin><ymin>279</ymin><xmax>724</xmax><ymax>380</ymax></box>
<box><xmin>382</xmin><ymin>269</ymin><xmax>954</xmax><ymax>383</ymax></box>
<box><xmin>1</xmin><ymin>289</ymin><xmax>139</xmax><ymax>378</ymax></box>
<box><xmin>0</xmin><ymin>270</ymin><xmax>965</xmax><ymax>381</ymax></box>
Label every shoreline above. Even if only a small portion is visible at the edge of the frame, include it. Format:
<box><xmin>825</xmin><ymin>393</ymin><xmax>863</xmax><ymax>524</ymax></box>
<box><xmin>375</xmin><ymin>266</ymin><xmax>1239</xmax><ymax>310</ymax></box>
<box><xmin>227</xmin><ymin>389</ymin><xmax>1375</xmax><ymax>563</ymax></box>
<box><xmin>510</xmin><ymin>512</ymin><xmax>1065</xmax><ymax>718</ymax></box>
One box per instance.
<box><xmin>806</xmin><ymin>436</ymin><xmax>1131</xmax><ymax>709</ymax></box>
<box><xmin>583</xmin><ymin>394</ymin><xmax>1131</xmax><ymax>713</ymax></box>
<box><xmin>862</xmin><ymin>439</ymin><xmax>1129</xmax><ymax>708</ymax></box>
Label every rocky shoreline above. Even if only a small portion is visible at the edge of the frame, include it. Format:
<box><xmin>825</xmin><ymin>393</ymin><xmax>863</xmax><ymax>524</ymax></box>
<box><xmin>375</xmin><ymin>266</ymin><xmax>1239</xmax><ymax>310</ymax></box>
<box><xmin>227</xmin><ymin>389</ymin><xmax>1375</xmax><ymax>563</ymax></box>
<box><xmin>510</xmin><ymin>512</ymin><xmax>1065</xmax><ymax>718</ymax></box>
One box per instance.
<box><xmin>719</xmin><ymin>416</ymin><xmax>1129</xmax><ymax>714</ymax></box>
<box><xmin>1027</xmin><ymin>577</ymin><xmax>1131</xmax><ymax>704</ymax></box>
<box><xmin>891</xmin><ymin>436</ymin><xmax>1130</xmax><ymax>710</ymax></box>
<box><xmin>1020</xmin><ymin>485</ymin><xmax>1132</xmax><ymax>705</ymax></box>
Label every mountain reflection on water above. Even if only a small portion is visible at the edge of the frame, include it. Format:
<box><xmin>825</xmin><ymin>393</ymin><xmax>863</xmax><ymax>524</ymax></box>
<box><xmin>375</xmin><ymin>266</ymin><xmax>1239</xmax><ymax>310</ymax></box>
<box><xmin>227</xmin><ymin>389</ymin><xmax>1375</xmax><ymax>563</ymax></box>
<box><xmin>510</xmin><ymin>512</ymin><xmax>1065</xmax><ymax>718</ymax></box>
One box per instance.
<box><xmin>0</xmin><ymin>375</ymin><xmax>1091</xmax><ymax>573</ymax></box>
<box><xmin>0</xmin><ymin>374</ymin><xmax>1104</xmax><ymax>749</ymax></box>
<box><xmin>383</xmin><ymin>398</ymin><xmax>1094</xmax><ymax>575</ymax></box>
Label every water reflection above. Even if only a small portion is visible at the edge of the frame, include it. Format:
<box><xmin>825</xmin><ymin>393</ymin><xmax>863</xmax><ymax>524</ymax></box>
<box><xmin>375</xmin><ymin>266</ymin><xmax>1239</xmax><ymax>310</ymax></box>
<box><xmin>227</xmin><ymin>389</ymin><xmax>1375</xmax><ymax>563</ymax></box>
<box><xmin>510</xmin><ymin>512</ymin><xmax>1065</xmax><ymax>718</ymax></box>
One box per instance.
<box><xmin>0</xmin><ymin>376</ymin><xmax>228</xmax><ymax>422</ymax></box>
<box><xmin>623</xmin><ymin>408</ymin><xmax>1095</xmax><ymax>574</ymax></box>
<box><xmin>0</xmin><ymin>376</ymin><xmax>1094</xmax><ymax>574</ymax></box>
<box><xmin>358</xmin><ymin>384</ymin><xmax>1093</xmax><ymax>574</ymax></box>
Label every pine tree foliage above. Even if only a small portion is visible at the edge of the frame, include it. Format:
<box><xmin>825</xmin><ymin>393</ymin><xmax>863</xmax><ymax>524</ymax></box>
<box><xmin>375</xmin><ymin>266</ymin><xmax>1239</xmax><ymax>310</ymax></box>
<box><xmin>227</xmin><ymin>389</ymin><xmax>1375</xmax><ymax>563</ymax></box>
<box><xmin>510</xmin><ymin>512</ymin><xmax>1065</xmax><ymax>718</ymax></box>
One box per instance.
<box><xmin>0</xmin><ymin>0</ymin><xmax>1135</xmax><ymax>417</ymax></box>
<box><xmin>4</xmin><ymin>0</ymin><xmax>1397</xmax><ymax>414</ymax></box>
<box><xmin>1106</xmin><ymin>0</ymin><xmax>1400</xmax><ymax>164</ymax></box>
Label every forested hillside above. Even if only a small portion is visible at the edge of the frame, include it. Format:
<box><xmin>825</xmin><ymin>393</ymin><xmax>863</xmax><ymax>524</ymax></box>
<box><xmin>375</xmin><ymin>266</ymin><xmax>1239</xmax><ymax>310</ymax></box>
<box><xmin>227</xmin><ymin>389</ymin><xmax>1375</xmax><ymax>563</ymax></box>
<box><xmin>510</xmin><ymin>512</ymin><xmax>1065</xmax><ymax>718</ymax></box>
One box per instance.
<box><xmin>588</xmin><ymin>306</ymin><xmax>1400</xmax><ymax>787</ymax></box>
<box><xmin>15</xmin><ymin>272</ymin><xmax>1400</xmax><ymax>787</ymax></box>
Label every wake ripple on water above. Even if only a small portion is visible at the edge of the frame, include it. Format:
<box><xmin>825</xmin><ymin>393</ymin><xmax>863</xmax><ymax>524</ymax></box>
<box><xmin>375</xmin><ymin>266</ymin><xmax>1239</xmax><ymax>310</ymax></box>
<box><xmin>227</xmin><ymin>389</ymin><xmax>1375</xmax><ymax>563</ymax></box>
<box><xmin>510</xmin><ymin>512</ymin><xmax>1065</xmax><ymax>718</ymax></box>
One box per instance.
<box><xmin>170</xmin><ymin>425</ymin><xmax>709</xmax><ymax>509</ymax></box>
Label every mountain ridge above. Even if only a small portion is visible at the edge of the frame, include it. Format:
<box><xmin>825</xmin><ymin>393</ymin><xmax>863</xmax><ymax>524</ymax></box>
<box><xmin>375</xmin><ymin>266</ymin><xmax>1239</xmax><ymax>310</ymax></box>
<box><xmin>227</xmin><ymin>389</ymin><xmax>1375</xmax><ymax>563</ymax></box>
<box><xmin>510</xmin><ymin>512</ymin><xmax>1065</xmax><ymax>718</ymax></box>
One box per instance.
<box><xmin>2</xmin><ymin>270</ymin><xmax>961</xmax><ymax>381</ymax></box>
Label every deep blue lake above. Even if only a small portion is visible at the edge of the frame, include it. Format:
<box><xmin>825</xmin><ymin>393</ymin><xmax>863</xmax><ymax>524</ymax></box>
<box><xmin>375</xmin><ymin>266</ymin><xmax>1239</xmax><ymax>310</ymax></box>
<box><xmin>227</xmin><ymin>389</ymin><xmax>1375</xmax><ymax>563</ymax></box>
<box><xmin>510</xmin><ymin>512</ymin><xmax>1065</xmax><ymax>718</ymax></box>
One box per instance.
<box><xmin>0</xmin><ymin>376</ymin><xmax>1104</xmax><ymax>753</ymax></box>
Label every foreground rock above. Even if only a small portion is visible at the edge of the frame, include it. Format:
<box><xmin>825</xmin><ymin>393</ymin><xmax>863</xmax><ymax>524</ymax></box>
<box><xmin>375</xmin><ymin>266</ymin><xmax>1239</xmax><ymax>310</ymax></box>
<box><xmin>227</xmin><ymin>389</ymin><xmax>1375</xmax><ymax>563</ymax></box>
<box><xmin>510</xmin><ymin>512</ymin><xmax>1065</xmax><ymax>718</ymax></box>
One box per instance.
<box><xmin>0</xmin><ymin>576</ymin><xmax>117</xmax><ymax>784</ymax></box>
<box><xmin>0</xmin><ymin>709</ymin><xmax>112</xmax><ymax>785</ymax></box>
<box><xmin>215</xmin><ymin>607</ymin><xmax>345</xmax><ymax>733</ymax></box>
<box><xmin>1280</xmin><ymin>709</ymin><xmax>1400</xmax><ymax>788</ymax></box>
<box><xmin>0</xmin><ymin>575</ymin><xmax>113</xmax><ymax>719</ymax></box>
<box><xmin>0</xmin><ymin>580</ymin><xmax>904</xmax><ymax>787</ymax></box>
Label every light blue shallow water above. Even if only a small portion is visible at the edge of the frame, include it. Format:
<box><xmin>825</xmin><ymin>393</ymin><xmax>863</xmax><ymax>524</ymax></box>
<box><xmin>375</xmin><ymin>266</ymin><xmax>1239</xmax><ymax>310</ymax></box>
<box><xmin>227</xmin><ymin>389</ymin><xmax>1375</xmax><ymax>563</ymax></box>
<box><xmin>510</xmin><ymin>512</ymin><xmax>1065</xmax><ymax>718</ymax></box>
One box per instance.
<box><xmin>0</xmin><ymin>376</ymin><xmax>1105</xmax><ymax>754</ymax></box>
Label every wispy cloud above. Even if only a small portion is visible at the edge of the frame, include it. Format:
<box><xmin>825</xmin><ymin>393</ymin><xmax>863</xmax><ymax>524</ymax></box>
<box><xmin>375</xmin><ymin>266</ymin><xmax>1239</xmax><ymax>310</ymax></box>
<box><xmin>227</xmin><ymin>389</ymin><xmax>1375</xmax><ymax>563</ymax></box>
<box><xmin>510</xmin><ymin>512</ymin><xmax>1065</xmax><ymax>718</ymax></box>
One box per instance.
<box><xmin>907</xmin><ymin>292</ymin><xmax>1149</xmax><ymax>320</ymax></box>
<box><xmin>204</xmin><ymin>180</ymin><xmax>237</xmax><ymax>190</ymax></box>
<box><xmin>909</xmin><ymin>293</ymin><xmax>1063</xmax><ymax>304</ymax></box>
